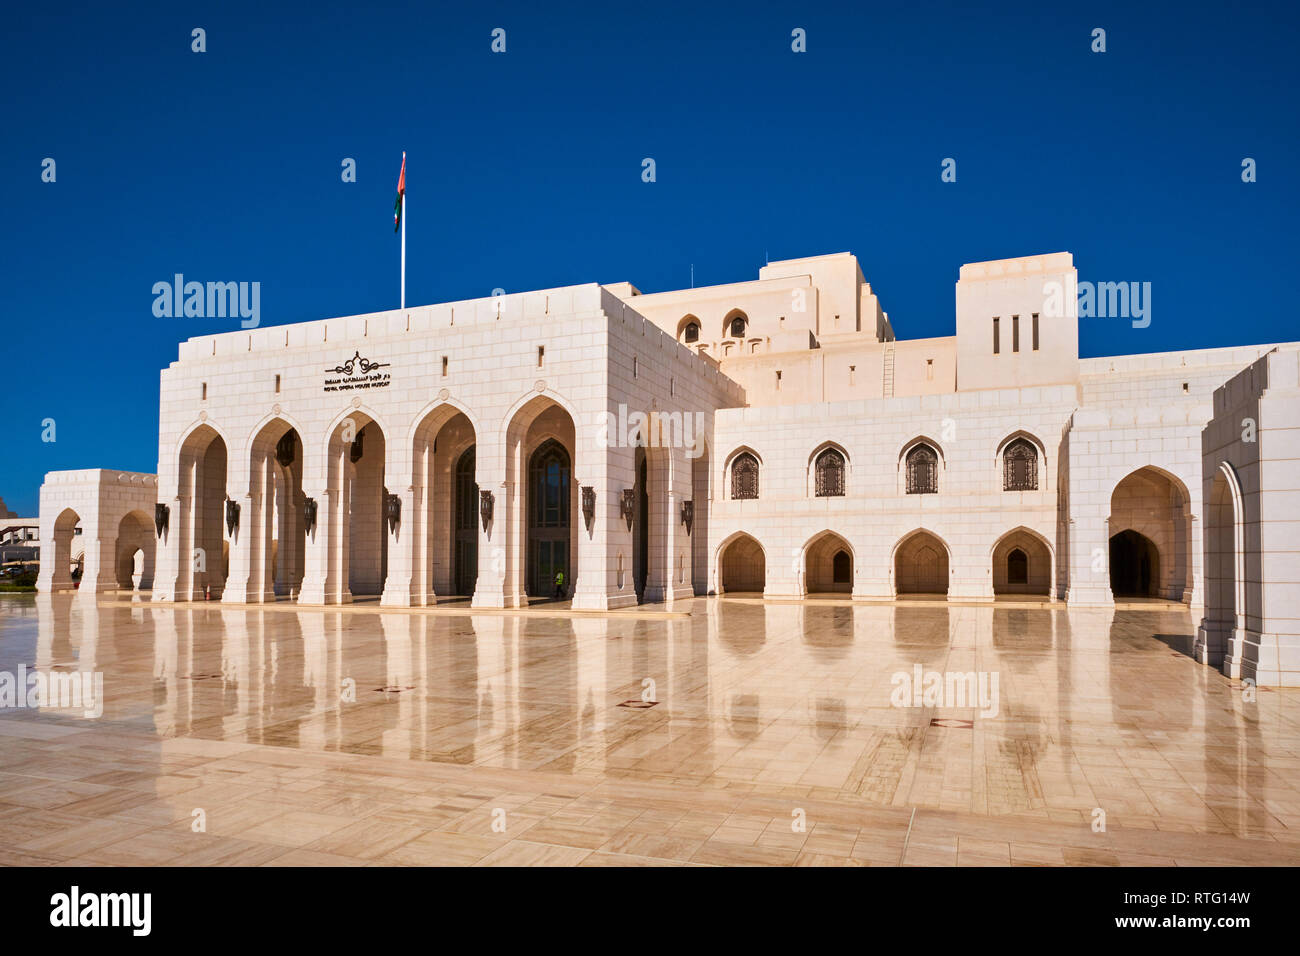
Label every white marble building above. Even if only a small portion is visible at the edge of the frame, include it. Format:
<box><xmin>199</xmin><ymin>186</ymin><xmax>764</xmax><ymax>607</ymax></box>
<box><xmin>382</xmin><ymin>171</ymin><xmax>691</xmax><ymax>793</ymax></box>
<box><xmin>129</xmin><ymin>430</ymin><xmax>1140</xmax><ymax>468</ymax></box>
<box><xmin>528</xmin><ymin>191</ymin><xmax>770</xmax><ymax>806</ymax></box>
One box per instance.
<box><xmin>36</xmin><ymin>251</ymin><xmax>1300</xmax><ymax>685</ymax></box>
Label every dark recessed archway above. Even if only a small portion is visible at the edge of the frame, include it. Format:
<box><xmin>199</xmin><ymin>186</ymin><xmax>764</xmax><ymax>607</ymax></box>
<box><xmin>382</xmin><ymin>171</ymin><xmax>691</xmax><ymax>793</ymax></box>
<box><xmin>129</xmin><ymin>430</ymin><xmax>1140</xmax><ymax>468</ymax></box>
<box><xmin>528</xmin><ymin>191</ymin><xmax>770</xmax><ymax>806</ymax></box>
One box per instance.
<box><xmin>1109</xmin><ymin>529</ymin><xmax>1160</xmax><ymax>597</ymax></box>
<box><xmin>527</xmin><ymin>438</ymin><xmax>571</xmax><ymax>598</ymax></box>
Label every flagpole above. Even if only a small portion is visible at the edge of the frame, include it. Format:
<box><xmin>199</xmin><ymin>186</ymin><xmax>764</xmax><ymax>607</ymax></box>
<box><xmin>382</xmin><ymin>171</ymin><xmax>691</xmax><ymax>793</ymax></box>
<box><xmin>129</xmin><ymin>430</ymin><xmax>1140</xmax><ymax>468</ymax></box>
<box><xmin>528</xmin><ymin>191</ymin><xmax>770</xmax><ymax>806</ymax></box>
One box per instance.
<box><xmin>400</xmin><ymin>153</ymin><xmax>406</xmax><ymax>310</ymax></box>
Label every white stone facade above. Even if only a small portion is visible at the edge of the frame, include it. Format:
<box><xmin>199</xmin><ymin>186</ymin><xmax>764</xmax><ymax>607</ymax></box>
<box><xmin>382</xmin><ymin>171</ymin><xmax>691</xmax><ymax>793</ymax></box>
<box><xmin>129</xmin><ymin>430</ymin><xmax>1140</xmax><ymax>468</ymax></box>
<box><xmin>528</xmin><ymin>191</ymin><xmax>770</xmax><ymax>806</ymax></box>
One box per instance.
<box><xmin>36</xmin><ymin>251</ymin><xmax>1300</xmax><ymax>684</ymax></box>
<box><xmin>35</xmin><ymin>470</ymin><xmax>158</xmax><ymax>593</ymax></box>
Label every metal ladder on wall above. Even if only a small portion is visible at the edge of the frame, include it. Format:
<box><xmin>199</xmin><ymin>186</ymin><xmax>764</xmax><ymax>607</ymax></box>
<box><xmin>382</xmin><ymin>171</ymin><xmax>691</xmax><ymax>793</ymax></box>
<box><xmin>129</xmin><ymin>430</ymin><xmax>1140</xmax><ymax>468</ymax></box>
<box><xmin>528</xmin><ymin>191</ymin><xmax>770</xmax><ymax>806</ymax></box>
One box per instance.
<box><xmin>882</xmin><ymin>341</ymin><xmax>895</xmax><ymax>397</ymax></box>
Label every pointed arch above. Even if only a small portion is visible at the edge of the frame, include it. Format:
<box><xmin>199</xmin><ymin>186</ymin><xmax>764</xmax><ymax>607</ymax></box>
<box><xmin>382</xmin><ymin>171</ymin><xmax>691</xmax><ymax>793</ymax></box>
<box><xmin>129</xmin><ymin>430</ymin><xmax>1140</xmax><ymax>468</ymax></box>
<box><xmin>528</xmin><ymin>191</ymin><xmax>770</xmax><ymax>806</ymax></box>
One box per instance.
<box><xmin>498</xmin><ymin>387</ymin><xmax>582</xmax><ymax>452</ymax></box>
<box><xmin>237</xmin><ymin>415</ymin><xmax>306</xmax><ymax>600</ymax></box>
<box><xmin>47</xmin><ymin>507</ymin><xmax>83</xmax><ymax>591</ymax></box>
<box><xmin>1205</xmin><ymin>460</ymin><xmax>1248</xmax><ymax>669</ymax></box>
<box><xmin>806</xmin><ymin>440</ymin><xmax>851</xmax><ymax>497</ymax></box>
<box><xmin>405</xmin><ymin>396</ymin><xmax>482</xmax><ymax>459</ymax></box>
<box><xmin>1109</xmin><ymin>465</ymin><xmax>1193</xmax><ymax>602</ymax></box>
<box><xmin>991</xmin><ymin>525</ymin><xmax>1053</xmax><ymax>595</ymax></box>
<box><xmin>898</xmin><ymin>436</ymin><xmax>943</xmax><ymax>495</ymax></box>
<box><xmin>996</xmin><ymin>430</ymin><xmax>1046</xmax><ymax>492</ymax></box>
<box><xmin>802</xmin><ymin>530</ymin><xmax>854</xmax><ymax>594</ymax></box>
<box><xmin>115</xmin><ymin>509</ymin><xmax>156</xmax><ymax>591</ymax></box>
<box><xmin>725</xmin><ymin>445</ymin><xmax>762</xmax><ymax>500</ymax></box>
<box><xmin>722</xmin><ymin>308</ymin><xmax>749</xmax><ymax>340</ymax></box>
<box><xmin>173</xmin><ymin>418</ymin><xmax>233</xmax><ymax>472</ymax></box>
<box><xmin>892</xmin><ymin>528</ymin><xmax>951</xmax><ymax>596</ymax></box>
<box><xmin>716</xmin><ymin>530</ymin><xmax>766</xmax><ymax>595</ymax></box>
<box><xmin>317</xmin><ymin>404</ymin><xmax>393</xmax><ymax>483</ymax></box>
<box><xmin>175</xmin><ymin>423</ymin><xmax>228</xmax><ymax>600</ymax></box>
<box><xmin>490</xmin><ymin>390</ymin><xmax>580</xmax><ymax>607</ymax></box>
<box><xmin>410</xmin><ymin>402</ymin><xmax>478</xmax><ymax>604</ymax></box>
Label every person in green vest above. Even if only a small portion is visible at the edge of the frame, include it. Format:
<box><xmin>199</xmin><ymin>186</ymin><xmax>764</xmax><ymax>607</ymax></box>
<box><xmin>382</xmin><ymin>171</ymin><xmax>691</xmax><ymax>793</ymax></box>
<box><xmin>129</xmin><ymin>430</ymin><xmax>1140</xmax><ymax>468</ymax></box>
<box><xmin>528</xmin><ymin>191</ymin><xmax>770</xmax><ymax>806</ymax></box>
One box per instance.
<box><xmin>553</xmin><ymin>569</ymin><xmax>565</xmax><ymax>599</ymax></box>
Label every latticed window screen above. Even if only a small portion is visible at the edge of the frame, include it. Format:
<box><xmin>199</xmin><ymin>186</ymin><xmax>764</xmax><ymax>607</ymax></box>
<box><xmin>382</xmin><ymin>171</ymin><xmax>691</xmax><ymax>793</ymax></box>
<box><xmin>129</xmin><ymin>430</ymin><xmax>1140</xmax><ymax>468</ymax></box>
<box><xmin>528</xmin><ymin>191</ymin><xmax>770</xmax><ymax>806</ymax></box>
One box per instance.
<box><xmin>905</xmin><ymin>444</ymin><xmax>938</xmax><ymax>495</ymax></box>
<box><xmin>815</xmin><ymin>449</ymin><xmax>845</xmax><ymax>497</ymax></box>
<box><xmin>1003</xmin><ymin>438</ymin><xmax>1038</xmax><ymax>491</ymax></box>
<box><xmin>731</xmin><ymin>453</ymin><xmax>759</xmax><ymax>499</ymax></box>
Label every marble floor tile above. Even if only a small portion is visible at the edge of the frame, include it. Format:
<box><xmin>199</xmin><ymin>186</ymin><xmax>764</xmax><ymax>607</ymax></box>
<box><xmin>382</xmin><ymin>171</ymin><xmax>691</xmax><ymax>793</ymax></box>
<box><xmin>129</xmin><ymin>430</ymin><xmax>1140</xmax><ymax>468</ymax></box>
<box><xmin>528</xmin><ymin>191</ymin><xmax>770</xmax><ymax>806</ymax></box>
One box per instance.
<box><xmin>0</xmin><ymin>594</ymin><xmax>1297</xmax><ymax>867</ymax></box>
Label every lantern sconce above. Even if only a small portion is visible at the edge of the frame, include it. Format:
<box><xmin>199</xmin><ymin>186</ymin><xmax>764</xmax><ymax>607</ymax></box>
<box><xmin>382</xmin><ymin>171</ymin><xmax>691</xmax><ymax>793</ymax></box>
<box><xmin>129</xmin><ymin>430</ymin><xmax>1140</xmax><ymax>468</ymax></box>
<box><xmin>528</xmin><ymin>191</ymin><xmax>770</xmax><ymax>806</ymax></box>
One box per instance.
<box><xmin>581</xmin><ymin>486</ymin><xmax>596</xmax><ymax>535</ymax></box>
<box><xmin>479</xmin><ymin>489</ymin><xmax>494</xmax><ymax>531</ymax></box>
<box><xmin>385</xmin><ymin>493</ymin><xmax>402</xmax><ymax>534</ymax></box>
<box><xmin>620</xmin><ymin>489</ymin><xmax>635</xmax><ymax>531</ymax></box>
<box><xmin>154</xmin><ymin>502</ymin><xmax>170</xmax><ymax>539</ymax></box>
<box><xmin>276</xmin><ymin>430</ymin><xmax>296</xmax><ymax>468</ymax></box>
<box><xmin>225</xmin><ymin>498</ymin><xmax>240</xmax><ymax>537</ymax></box>
<box><xmin>681</xmin><ymin>499</ymin><xmax>694</xmax><ymax>536</ymax></box>
<box><xmin>303</xmin><ymin>497</ymin><xmax>318</xmax><ymax>535</ymax></box>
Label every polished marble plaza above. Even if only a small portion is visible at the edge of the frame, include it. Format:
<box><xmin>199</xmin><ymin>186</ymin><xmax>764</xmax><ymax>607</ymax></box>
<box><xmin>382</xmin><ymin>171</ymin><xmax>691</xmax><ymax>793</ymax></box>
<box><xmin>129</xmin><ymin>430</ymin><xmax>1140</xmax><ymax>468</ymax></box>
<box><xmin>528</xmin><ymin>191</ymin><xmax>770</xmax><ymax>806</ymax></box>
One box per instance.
<box><xmin>0</xmin><ymin>593</ymin><xmax>1297</xmax><ymax>867</ymax></box>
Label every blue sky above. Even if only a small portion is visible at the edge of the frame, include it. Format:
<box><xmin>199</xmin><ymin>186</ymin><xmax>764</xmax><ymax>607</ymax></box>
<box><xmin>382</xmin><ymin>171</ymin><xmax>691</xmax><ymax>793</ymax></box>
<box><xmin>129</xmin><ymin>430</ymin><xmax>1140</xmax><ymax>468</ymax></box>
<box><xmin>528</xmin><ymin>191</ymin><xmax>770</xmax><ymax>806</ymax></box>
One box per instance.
<box><xmin>3</xmin><ymin>0</ymin><xmax>1297</xmax><ymax>515</ymax></box>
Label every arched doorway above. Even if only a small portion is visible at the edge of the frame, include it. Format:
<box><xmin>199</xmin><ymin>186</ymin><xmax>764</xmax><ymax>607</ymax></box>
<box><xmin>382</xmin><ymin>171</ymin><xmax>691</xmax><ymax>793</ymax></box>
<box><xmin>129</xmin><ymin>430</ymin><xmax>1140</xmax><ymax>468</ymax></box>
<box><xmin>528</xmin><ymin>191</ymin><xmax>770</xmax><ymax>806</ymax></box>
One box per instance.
<box><xmin>633</xmin><ymin>447</ymin><xmax>649</xmax><ymax>602</ymax></box>
<box><xmin>115</xmin><ymin>510</ymin><xmax>156</xmax><ymax>591</ymax></box>
<box><xmin>894</xmin><ymin>530</ymin><xmax>950</xmax><ymax>596</ymax></box>
<box><xmin>177</xmin><ymin>424</ymin><xmax>228</xmax><ymax>600</ymax></box>
<box><xmin>270</xmin><ymin>428</ymin><xmax>306</xmax><ymax>597</ymax></box>
<box><xmin>991</xmin><ymin>527</ymin><xmax>1052</xmax><ymax>596</ymax></box>
<box><xmin>348</xmin><ymin>421</ymin><xmax>387</xmax><ymax>596</ymax></box>
<box><xmin>49</xmin><ymin>508</ymin><xmax>82</xmax><ymax>591</ymax></box>
<box><xmin>500</xmin><ymin>395</ymin><xmax>577</xmax><ymax>606</ymax></box>
<box><xmin>323</xmin><ymin>413</ymin><xmax>388</xmax><ymax>600</ymax></box>
<box><xmin>1108</xmin><ymin>466</ymin><xmax>1192</xmax><ymax>601</ymax></box>
<box><xmin>527</xmin><ymin>438</ymin><xmax>570</xmax><ymax>598</ymax></box>
<box><xmin>691</xmin><ymin>440</ymin><xmax>710</xmax><ymax>595</ymax></box>
<box><xmin>454</xmin><ymin>447</ymin><xmax>479</xmax><ymax>596</ymax></box>
<box><xmin>237</xmin><ymin>419</ymin><xmax>304</xmax><ymax>601</ymax></box>
<box><xmin>1109</xmin><ymin>529</ymin><xmax>1160</xmax><ymax>597</ymax></box>
<box><xmin>804</xmin><ymin>531</ymin><xmax>853</xmax><ymax>593</ymax></box>
<box><xmin>719</xmin><ymin>533</ymin><xmax>765</xmax><ymax>594</ymax></box>
<box><xmin>411</xmin><ymin>405</ymin><xmax>476</xmax><ymax>604</ymax></box>
<box><xmin>1202</xmin><ymin>463</ymin><xmax>1246</xmax><ymax>671</ymax></box>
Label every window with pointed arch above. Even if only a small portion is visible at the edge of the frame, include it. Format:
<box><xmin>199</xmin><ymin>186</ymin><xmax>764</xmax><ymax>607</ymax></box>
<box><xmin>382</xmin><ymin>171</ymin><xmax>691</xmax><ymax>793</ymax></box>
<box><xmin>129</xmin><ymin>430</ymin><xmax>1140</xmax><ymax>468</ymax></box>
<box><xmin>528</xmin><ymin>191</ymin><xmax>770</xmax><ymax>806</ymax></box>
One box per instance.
<box><xmin>728</xmin><ymin>314</ymin><xmax>747</xmax><ymax>338</ymax></box>
<box><xmin>731</xmin><ymin>452</ymin><xmax>759</xmax><ymax>500</ymax></box>
<box><xmin>905</xmin><ymin>444</ymin><xmax>938</xmax><ymax>495</ymax></box>
<box><xmin>1003</xmin><ymin>438</ymin><xmax>1039</xmax><ymax>491</ymax></box>
<box><xmin>814</xmin><ymin>448</ymin><xmax>846</xmax><ymax>497</ymax></box>
<box><xmin>683</xmin><ymin>322</ymin><xmax>700</xmax><ymax>343</ymax></box>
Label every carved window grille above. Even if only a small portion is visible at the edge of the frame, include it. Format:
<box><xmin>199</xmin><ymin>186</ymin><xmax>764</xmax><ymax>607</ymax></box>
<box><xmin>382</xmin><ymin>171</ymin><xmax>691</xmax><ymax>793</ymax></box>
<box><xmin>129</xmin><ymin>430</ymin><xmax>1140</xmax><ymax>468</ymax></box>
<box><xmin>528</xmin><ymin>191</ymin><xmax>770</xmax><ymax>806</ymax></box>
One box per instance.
<box><xmin>814</xmin><ymin>449</ymin><xmax>845</xmax><ymax>497</ymax></box>
<box><xmin>731</xmin><ymin>453</ymin><xmax>759</xmax><ymax>500</ymax></box>
<box><xmin>1003</xmin><ymin>438</ymin><xmax>1038</xmax><ymax>491</ymax></box>
<box><xmin>905</xmin><ymin>444</ymin><xmax>938</xmax><ymax>495</ymax></box>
